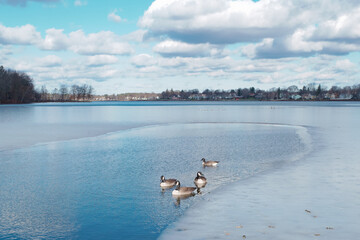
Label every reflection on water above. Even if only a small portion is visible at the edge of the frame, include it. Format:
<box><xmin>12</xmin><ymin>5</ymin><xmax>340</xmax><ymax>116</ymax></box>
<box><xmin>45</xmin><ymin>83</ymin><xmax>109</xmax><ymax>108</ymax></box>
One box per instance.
<box><xmin>173</xmin><ymin>194</ymin><xmax>196</xmax><ymax>207</ymax></box>
<box><xmin>0</xmin><ymin>122</ymin><xmax>307</xmax><ymax>239</ymax></box>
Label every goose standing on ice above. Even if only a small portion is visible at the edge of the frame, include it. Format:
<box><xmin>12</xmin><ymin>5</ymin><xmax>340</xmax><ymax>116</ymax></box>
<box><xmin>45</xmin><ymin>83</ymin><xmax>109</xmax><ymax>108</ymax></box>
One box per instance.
<box><xmin>194</xmin><ymin>171</ymin><xmax>207</xmax><ymax>188</ymax></box>
<box><xmin>201</xmin><ymin>158</ymin><xmax>219</xmax><ymax>167</ymax></box>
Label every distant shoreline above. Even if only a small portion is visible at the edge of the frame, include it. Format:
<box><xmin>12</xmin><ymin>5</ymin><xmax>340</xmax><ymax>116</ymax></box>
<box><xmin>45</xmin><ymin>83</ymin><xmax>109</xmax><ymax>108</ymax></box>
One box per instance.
<box><xmin>2</xmin><ymin>99</ymin><xmax>360</xmax><ymax>105</ymax></box>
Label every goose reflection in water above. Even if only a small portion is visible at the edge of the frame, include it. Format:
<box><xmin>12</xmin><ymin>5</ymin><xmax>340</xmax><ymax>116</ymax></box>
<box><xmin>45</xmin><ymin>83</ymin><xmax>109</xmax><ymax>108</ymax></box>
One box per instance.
<box><xmin>173</xmin><ymin>193</ymin><xmax>196</xmax><ymax>207</ymax></box>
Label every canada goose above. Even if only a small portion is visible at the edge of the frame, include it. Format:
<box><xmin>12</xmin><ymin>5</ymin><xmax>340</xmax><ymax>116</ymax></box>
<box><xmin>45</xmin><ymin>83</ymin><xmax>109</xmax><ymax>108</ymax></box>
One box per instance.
<box><xmin>172</xmin><ymin>181</ymin><xmax>196</xmax><ymax>196</ymax></box>
<box><xmin>201</xmin><ymin>158</ymin><xmax>219</xmax><ymax>167</ymax></box>
<box><xmin>160</xmin><ymin>175</ymin><xmax>177</xmax><ymax>188</ymax></box>
<box><xmin>194</xmin><ymin>171</ymin><xmax>207</xmax><ymax>184</ymax></box>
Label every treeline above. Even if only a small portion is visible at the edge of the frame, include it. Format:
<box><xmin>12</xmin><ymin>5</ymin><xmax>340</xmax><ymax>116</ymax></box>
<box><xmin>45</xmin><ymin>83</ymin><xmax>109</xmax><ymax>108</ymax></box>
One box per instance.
<box><xmin>0</xmin><ymin>66</ymin><xmax>94</xmax><ymax>104</ymax></box>
<box><xmin>160</xmin><ymin>84</ymin><xmax>360</xmax><ymax>101</ymax></box>
<box><xmin>37</xmin><ymin>84</ymin><xmax>94</xmax><ymax>102</ymax></box>
<box><xmin>0</xmin><ymin>66</ymin><xmax>36</xmax><ymax>104</ymax></box>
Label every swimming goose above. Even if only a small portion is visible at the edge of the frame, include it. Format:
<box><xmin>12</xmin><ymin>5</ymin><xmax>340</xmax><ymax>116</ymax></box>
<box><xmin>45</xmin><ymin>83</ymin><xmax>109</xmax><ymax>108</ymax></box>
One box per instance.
<box><xmin>194</xmin><ymin>172</ymin><xmax>206</xmax><ymax>186</ymax></box>
<box><xmin>201</xmin><ymin>158</ymin><xmax>219</xmax><ymax>167</ymax></box>
<box><xmin>172</xmin><ymin>181</ymin><xmax>196</xmax><ymax>196</ymax></box>
<box><xmin>160</xmin><ymin>175</ymin><xmax>177</xmax><ymax>188</ymax></box>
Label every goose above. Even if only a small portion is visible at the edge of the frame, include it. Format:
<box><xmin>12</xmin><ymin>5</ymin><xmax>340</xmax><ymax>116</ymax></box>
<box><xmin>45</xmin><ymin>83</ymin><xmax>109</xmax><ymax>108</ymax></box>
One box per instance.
<box><xmin>194</xmin><ymin>171</ymin><xmax>207</xmax><ymax>185</ymax></box>
<box><xmin>201</xmin><ymin>158</ymin><xmax>219</xmax><ymax>167</ymax></box>
<box><xmin>172</xmin><ymin>180</ymin><xmax>196</xmax><ymax>196</ymax></box>
<box><xmin>160</xmin><ymin>175</ymin><xmax>177</xmax><ymax>188</ymax></box>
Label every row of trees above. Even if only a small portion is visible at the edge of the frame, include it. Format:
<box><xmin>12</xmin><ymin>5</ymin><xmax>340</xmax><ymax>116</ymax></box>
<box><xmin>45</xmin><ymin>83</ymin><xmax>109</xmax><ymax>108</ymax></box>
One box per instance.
<box><xmin>0</xmin><ymin>66</ymin><xmax>94</xmax><ymax>104</ymax></box>
<box><xmin>38</xmin><ymin>84</ymin><xmax>94</xmax><ymax>102</ymax></box>
<box><xmin>2</xmin><ymin>65</ymin><xmax>360</xmax><ymax>103</ymax></box>
<box><xmin>0</xmin><ymin>66</ymin><xmax>36</xmax><ymax>104</ymax></box>
<box><xmin>160</xmin><ymin>84</ymin><xmax>360</xmax><ymax>101</ymax></box>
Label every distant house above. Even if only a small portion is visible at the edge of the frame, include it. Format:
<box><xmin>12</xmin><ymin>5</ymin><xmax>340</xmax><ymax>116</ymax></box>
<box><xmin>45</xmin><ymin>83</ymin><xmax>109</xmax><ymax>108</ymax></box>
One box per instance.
<box><xmin>171</xmin><ymin>96</ymin><xmax>180</xmax><ymax>100</ymax></box>
<box><xmin>290</xmin><ymin>94</ymin><xmax>302</xmax><ymax>100</ymax></box>
<box><xmin>189</xmin><ymin>94</ymin><xmax>206</xmax><ymax>100</ymax></box>
<box><xmin>302</xmin><ymin>94</ymin><xmax>316</xmax><ymax>100</ymax></box>
<box><xmin>330</xmin><ymin>93</ymin><xmax>337</xmax><ymax>100</ymax></box>
<box><xmin>338</xmin><ymin>93</ymin><xmax>353</xmax><ymax>100</ymax></box>
<box><xmin>225</xmin><ymin>93</ymin><xmax>236</xmax><ymax>100</ymax></box>
<box><xmin>255</xmin><ymin>93</ymin><xmax>264</xmax><ymax>100</ymax></box>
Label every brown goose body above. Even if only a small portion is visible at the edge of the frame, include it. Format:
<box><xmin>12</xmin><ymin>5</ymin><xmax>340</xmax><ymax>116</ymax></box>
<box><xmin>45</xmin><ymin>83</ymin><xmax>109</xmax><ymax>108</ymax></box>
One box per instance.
<box><xmin>172</xmin><ymin>181</ymin><xmax>196</xmax><ymax>196</ymax></box>
<box><xmin>194</xmin><ymin>172</ymin><xmax>207</xmax><ymax>184</ymax></box>
<box><xmin>160</xmin><ymin>176</ymin><xmax>177</xmax><ymax>188</ymax></box>
<box><xmin>201</xmin><ymin>158</ymin><xmax>219</xmax><ymax>167</ymax></box>
<box><xmin>194</xmin><ymin>171</ymin><xmax>207</xmax><ymax>188</ymax></box>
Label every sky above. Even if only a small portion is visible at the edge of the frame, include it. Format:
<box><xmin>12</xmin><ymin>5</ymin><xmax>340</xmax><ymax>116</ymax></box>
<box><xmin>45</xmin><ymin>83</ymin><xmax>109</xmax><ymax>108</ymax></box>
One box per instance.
<box><xmin>0</xmin><ymin>0</ymin><xmax>360</xmax><ymax>94</ymax></box>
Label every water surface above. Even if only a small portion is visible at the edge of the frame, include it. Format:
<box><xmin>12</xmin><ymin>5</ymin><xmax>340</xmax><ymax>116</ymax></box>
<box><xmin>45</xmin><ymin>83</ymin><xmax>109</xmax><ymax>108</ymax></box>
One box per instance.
<box><xmin>1</xmin><ymin>101</ymin><xmax>359</xmax><ymax>239</ymax></box>
<box><xmin>0</xmin><ymin>122</ymin><xmax>307</xmax><ymax>239</ymax></box>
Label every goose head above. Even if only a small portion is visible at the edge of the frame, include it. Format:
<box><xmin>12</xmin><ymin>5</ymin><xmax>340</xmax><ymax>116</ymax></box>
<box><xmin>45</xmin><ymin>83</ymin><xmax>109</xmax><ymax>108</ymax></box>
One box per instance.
<box><xmin>201</xmin><ymin>158</ymin><xmax>206</xmax><ymax>162</ymax></box>
<box><xmin>197</xmin><ymin>171</ymin><xmax>204</xmax><ymax>177</ymax></box>
<box><xmin>160</xmin><ymin>175</ymin><xmax>165</xmax><ymax>182</ymax></box>
<box><xmin>175</xmin><ymin>180</ymin><xmax>180</xmax><ymax>190</ymax></box>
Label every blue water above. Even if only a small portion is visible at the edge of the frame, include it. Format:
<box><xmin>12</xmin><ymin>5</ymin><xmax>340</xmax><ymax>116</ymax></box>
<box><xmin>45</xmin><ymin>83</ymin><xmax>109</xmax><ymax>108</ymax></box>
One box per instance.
<box><xmin>1</xmin><ymin>101</ymin><xmax>358</xmax><ymax>239</ymax></box>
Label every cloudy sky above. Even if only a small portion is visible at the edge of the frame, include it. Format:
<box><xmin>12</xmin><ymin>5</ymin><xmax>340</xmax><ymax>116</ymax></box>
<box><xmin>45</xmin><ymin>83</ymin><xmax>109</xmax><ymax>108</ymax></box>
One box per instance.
<box><xmin>1</xmin><ymin>0</ymin><xmax>360</xmax><ymax>94</ymax></box>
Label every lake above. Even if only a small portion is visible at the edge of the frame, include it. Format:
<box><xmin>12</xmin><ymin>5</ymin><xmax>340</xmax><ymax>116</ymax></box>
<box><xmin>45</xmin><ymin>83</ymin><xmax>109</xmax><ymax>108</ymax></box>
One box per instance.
<box><xmin>0</xmin><ymin>102</ymin><xmax>359</xmax><ymax>239</ymax></box>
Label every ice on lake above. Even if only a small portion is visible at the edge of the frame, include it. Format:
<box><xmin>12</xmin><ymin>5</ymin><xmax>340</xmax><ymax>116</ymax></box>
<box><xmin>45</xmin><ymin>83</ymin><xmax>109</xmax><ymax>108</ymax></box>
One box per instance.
<box><xmin>1</xmin><ymin>102</ymin><xmax>359</xmax><ymax>239</ymax></box>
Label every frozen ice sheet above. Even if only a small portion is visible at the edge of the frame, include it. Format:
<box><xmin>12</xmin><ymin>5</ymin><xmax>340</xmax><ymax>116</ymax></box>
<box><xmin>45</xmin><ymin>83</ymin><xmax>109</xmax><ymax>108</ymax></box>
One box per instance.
<box><xmin>160</xmin><ymin>122</ymin><xmax>360</xmax><ymax>240</ymax></box>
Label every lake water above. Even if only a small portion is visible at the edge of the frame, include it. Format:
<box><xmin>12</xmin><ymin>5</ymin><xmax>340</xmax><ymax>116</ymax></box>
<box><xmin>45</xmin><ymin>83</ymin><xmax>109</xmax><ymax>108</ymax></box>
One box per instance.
<box><xmin>0</xmin><ymin>102</ymin><xmax>359</xmax><ymax>239</ymax></box>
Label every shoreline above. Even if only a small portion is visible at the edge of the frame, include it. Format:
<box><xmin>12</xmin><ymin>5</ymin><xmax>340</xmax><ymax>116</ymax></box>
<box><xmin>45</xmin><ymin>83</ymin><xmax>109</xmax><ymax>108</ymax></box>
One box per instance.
<box><xmin>1</xmin><ymin>99</ymin><xmax>360</xmax><ymax>105</ymax></box>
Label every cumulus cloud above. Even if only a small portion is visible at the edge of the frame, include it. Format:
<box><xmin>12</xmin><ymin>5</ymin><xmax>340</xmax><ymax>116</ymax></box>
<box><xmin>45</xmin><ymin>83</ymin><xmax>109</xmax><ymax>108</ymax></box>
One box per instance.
<box><xmin>37</xmin><ymin>55</ymin><xmax>62</xmax><ymax>67</ymax></box>
<box><xmin>0</xmin><ymin>45</ymin><xmax>12</xmax><ymax>54</ymax></box>
<box><xmin>153</xmin><ymin>40</ymin><xmax>224</xmax><ymax>57</ymax></box>
<box><xmin>0</xmin><ymin>45</ymin><xmax>12</xmax><ymax>62</ymax></box>
<box><xmin>0</xmin><ymin>23</ymin><xmax>133</xmax><ymax>56</ymax></box>
<box><xmin>65</xmin><ymin>30</ymin><xmax>133</xmax><ymax>55</ymax></box>
<box><xmin>131</xmin><ymin>54</ymin><xmax>157</xmax><ymax>67</ymax></box>
<box><xmin>41</xmin><ymin>28</ymin><xmax>69</xmax><ymax>50</ymax></box>
<box><xmin>312</xmin><ymin>8</ymin><xmax>360</xmax><ymax>42</ymax></box>
<box><xmin>243</xmin><ymin>24</ymin><xmax>360</xmax><ymax>59</ymax></box>
<box><xmin>140</xmin><ymin>0</ymin><xmax>360</xmax><ymax>58</ymax></box>
<box><xmin>86</xmin><ymin>55</ymin><xmax>118</xmax><ymax>66</ymax></box>
<box><xmin>108</xmin><ymin>9</ymin><xmax>124</xmax><ymax>23</ymax></box>
<box><xmin>140</xmin><ymin>0</ymin><xmax>308</xmax><ymax>44</ymax></box>
<box><xmin>334</xmin><ymin>59</ymin><xmax>356</xmax><ymax>72</ymax></box>
<box><xmin>41</xmin><ymin>28</ymin><xmax>134</xmax><ymax>55</ymax></box>
<box><xmin>121</xmin><ymin>30</ymin><xmax>148</xmax><ymax>42</ymax></box>
<box><xmin>0</xmin><ymin>24</ymin><xmax>41</xmax><ymax>45</ymax></box>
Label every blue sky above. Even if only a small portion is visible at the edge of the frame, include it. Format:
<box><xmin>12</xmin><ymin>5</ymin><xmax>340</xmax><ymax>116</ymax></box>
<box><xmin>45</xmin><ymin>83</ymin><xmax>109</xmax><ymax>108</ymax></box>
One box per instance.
<box><xmin>1</xmin><ymin>0</ymin><xmax>360</xmax><ymax>94</ymax></box>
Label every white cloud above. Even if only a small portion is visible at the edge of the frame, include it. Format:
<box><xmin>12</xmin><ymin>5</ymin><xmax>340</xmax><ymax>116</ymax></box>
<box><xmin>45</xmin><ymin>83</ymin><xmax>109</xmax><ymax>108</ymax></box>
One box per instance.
<box><xmin>131</xmin><ymin>54</ymin><xmax>157</xmax><ymax>67</ymax></box>
<box><xmin>66</xmin><ymin>30</ymin><xmax>133</xmax><ymax>55</ymax></box>
<box><xmin>37</xmin><ymin>55</ymin><xmax>62</xmax><ymax>67</ymax></box>
<box><xmin>140</xmin><ymin>0</ymin><xmax>360</xmax><ymax>58</ymax></box>
<box><xmin>41</xmin><ymin>28</ymin><xmax>69</xmax><ymax>50</ymax></box>
<box><xmin>40</xmin><ymin>28</ymin><xmax>133</xmax><ymax>55</ymax></box>
<box><xmin>0</xmin><ymin>24</ymin><xmax>41</xmax><ymax>45</ymax></box>
<box><xmin>0</xmin><ymin>23</ymin><xmax>133</xmax><ymax>56</ymax></box>
<box><xmin>242</xmin><ymin>25</ymin><xmax>360</xmax><ymax>59</ymax></box>
<box><xmin>139</xmin><ymin>0</ymin><xmax>308</xmax><ymax>44</ymax></box>
<box><xmin>335</xmin><ymin>59</ymin><xmax>356</xmax><ymax>72</ymax></box>
<box><xmin>153</xmin><ymin>40</ymin><xmax>223</xmax><ymax>57</ymax></box>
<box><xmin>121</xmin><ymin>30</ymin><xmax>148</xmax><ymax>42</ymax></box>
<box><xmin>313</xmin><ymin>8</ymin><xmax>360</xmax><ymax>42</ymax></box>
<box><xmin>86</xmin><ymin>55</ymin><xmax>118</xmax><ymax>66</ymax></box>
<box><xmin>108</xmin><ymin>9</ymin><xmax>124</xmax><ymax>23</ymax></box>
<box><xmin>0</xmin><ymin>45</ymin><xmax>12</xmax><ymax>56</ymax></box>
